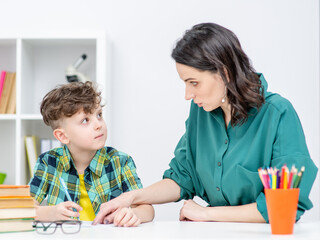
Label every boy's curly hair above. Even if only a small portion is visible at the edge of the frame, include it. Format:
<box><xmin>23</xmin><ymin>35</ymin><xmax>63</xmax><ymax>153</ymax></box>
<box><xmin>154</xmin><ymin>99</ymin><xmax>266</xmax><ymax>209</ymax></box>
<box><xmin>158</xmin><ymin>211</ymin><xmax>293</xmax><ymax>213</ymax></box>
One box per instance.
<box><xmin>40</xmin><ymin>81</ymin><xmax>102</xmax><ymax>129</ymax></box>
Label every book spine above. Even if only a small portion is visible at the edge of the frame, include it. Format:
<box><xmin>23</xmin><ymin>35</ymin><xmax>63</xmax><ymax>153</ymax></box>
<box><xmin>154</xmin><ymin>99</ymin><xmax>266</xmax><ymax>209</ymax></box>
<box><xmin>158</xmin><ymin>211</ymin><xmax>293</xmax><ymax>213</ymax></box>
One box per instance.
<box><xmin>0</xmin><ymin>71</ymin><xmax>6</xmax><ymax>101</ymax></box>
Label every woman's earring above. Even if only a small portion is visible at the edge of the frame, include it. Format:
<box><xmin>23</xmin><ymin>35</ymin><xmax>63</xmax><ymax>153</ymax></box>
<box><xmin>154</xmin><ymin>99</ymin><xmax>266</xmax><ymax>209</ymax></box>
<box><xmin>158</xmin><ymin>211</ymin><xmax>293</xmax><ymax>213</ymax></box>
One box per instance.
<box><xmin>221</xmin><ymin>87</ymin><xmax>227</xmax><ymax>103</ymax></box>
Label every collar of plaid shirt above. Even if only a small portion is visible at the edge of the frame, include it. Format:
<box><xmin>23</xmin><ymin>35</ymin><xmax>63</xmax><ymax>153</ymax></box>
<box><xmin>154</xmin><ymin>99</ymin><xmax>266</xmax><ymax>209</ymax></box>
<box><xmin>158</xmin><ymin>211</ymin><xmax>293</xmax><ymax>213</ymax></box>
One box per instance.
<box><xmin>60</xmin><ymin>145</ymin><xmax>111</xmax><ymax>177</ymax></box>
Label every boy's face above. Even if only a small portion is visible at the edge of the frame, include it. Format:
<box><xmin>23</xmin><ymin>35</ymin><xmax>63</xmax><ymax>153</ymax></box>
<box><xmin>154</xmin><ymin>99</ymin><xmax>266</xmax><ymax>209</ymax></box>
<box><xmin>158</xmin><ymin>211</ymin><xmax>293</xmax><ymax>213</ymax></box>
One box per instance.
<box><xmin>60</xmin><ymin>107</ymin><xmax>107</xmax><ymax>152</ymax></box>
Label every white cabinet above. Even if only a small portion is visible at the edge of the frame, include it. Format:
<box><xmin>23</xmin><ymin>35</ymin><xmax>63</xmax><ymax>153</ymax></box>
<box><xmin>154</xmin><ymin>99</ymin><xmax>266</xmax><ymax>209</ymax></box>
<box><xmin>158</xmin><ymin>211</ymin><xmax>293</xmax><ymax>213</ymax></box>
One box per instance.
<box><xmin>0</xmin><ymin>31</ymin><xmax>111</xmax><ymax>185</ymax></box>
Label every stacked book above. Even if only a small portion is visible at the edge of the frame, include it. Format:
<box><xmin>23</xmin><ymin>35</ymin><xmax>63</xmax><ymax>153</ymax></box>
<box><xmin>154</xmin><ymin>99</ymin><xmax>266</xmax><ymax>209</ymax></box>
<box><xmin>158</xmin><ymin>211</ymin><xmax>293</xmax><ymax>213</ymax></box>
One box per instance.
<box><xmin>0</xmin><ymin>185</ymin><xmax>35</xmax><ymax>233</ymax></box>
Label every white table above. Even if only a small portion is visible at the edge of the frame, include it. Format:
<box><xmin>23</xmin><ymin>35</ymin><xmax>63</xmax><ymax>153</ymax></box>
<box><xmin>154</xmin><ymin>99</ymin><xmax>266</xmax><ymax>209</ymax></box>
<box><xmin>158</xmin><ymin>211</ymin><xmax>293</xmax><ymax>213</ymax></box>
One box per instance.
<box><xmin>0</xmin><ymin>221</ymin><xmax>319</xmax><ymax>239</ymax></box>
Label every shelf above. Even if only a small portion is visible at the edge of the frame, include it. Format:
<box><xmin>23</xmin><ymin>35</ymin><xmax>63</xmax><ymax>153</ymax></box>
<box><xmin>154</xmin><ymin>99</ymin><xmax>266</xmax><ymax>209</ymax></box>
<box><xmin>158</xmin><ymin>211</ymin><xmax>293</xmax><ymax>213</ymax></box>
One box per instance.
<box><xmin>0</xmin><ymin>114</ymin><xmax>17</xmax><ymax>120</ymax></box>
<box><xmin>20</xmin><ymin>114</ymin><xmax>43</xmax><ymax>120</ymax></box>
<box><xmin>0</xmin><ymin>31</ymin><xmax>108</xmax><ymax>185</ymax></box>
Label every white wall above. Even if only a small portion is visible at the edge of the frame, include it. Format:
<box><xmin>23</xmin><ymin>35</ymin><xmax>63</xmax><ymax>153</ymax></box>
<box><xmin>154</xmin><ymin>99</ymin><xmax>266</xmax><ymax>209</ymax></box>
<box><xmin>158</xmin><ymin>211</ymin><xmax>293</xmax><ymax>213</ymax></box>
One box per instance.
<box><xmin>1</xmin><ymin>0</ymin><xmax>318</xmax><ymax>221</ymax></box>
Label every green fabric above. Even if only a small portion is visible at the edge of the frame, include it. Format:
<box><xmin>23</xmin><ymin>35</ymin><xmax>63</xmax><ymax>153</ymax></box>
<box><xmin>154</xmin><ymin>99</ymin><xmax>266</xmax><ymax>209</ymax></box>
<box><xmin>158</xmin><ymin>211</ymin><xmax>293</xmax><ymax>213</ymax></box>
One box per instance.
<box><xmin>163</xmin><ymin>73</ymin><xmax>318</xmax><ymax>222</ymax></box>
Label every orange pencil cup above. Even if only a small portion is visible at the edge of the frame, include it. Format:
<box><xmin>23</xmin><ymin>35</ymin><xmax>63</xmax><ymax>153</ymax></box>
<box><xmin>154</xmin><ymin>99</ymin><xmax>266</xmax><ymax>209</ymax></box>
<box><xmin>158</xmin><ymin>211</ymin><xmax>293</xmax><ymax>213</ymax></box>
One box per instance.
<box><xmin>265</xmin><ymin>188</ymin><xmax>299</xmax><ymax>234</ymax></box>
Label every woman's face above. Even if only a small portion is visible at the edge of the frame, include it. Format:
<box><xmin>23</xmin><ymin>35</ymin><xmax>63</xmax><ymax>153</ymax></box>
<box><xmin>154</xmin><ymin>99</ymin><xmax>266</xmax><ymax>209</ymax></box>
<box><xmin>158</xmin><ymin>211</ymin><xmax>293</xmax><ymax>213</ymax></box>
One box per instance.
<box><xmin>176</xmin><ymin>63</ymin><xmax>227</xmax><ymax>112</ymax></box>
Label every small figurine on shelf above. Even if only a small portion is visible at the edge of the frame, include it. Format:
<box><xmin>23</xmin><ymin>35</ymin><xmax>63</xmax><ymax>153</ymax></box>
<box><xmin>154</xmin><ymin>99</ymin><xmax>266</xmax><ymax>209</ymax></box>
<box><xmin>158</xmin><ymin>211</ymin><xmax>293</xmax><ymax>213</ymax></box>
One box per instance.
<box><xmin>65</xmin><ymin>54</ymin><xmax>91</xmax><ymax>82</ymax></box>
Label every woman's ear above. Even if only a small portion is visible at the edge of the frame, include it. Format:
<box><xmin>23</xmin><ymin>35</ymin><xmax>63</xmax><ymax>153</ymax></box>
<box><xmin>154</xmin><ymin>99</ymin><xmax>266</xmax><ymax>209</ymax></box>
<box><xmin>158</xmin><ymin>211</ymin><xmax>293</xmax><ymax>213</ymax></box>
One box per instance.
<box><xmin>53</xmin><ymin>128</ymin><xmax>69</xmax><ymax>144</ymax></box>
<box><xmin>223</xmin><ymin>68</ymin><xmax>230</xmax><ymax>83</ymax></box>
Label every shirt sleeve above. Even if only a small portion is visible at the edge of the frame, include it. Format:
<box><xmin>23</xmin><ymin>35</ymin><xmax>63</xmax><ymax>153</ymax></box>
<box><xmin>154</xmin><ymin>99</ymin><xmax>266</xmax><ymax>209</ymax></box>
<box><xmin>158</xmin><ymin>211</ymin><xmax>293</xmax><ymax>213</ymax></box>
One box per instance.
<box><xmin>256</xmin><ymin>100</ymin><xmax>318</xmax><ymax>222</ymax></box>
<box><xmin>28</xmin><ymin>154</ymin><xmax>49</xmax><ymax>204</ymax></box>
<box><xmin>163</xmin><ymin>132</ymin><xmax>197</xmax><ymax>201</ymax></box>
<box><xmin>121</xmin><ymin>155</ymin><xmax>143</xmax><ymax>192</ymax></box>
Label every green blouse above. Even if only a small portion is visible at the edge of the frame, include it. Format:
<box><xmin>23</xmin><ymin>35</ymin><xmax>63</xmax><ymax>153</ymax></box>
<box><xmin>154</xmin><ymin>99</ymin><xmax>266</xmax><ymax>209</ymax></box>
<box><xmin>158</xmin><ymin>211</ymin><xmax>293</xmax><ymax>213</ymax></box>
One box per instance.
<box><xmin>163</xmin><ymin>74</ymin><xmax>318</xmax><ymax>222</ymax></box>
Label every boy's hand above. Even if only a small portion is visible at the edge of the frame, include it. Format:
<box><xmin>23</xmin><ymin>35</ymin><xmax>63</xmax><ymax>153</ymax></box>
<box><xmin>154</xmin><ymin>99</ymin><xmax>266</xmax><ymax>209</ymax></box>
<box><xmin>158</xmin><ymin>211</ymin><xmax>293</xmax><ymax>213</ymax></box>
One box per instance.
<box><xmin>52</xmin><ymin>201</ymin><xmax>82</xmax><ymax>221</ymax></box>
<box><xmin>113</xmin><ymin>207</ymin><xmax>141</xmax><ymax>227</ymax></box>
<box><xmin>93</xmin><ymin>192</ymin><xmax>133</xmax><ymax>225</ymax></box>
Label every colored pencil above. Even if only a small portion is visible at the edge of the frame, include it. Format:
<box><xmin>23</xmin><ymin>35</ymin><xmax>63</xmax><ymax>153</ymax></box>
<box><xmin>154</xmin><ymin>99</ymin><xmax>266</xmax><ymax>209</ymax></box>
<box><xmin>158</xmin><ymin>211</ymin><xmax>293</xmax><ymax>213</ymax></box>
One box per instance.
<box><xmin>283</xmin><ymin>166</ymin><xmax>288</xmax><ymax>189</ymax></box>
<box><xmin>280</xmin><ymin>165</ymin><xmax>285</xmax><ymax>189</ymax></box>
<box><xmin>258</xmin><ymin>164</ymin><xmax>304</xmax><ymax>190</ymax></box>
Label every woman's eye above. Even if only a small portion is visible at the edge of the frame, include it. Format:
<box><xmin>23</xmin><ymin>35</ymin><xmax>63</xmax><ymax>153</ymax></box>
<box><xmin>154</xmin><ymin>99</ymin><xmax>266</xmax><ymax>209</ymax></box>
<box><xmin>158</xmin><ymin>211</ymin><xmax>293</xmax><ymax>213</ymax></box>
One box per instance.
<box><xmin>191</xmin><ymin>82</ymin><xmax>198</xmax><ymax>86</ymax></box>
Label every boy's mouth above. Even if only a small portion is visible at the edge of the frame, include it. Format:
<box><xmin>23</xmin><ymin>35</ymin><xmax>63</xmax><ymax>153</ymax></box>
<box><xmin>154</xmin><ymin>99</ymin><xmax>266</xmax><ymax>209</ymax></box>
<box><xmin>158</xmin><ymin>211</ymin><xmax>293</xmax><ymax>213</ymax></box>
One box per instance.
<box><xmin>95</xmin><ymin>134</ymin><xmax>103</xmax><ymax>139</ymax></box>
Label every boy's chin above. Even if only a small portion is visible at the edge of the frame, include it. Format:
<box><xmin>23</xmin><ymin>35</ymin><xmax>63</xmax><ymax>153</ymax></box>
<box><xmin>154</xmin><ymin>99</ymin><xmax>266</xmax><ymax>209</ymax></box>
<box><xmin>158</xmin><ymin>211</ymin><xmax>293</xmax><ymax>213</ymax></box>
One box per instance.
<box><xmin>96</xmin><ymin>142</ymin><xmax>106</xmax><ymax>149</ymax></box>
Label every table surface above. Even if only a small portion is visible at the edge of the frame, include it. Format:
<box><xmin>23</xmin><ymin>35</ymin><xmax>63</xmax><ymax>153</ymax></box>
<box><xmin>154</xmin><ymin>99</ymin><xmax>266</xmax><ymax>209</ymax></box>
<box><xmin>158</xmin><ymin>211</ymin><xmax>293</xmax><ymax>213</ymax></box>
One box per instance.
<box><xmin>0</xmin><ymin>221</ymin><xmax>319</xmax><ymax>239</ymax></box>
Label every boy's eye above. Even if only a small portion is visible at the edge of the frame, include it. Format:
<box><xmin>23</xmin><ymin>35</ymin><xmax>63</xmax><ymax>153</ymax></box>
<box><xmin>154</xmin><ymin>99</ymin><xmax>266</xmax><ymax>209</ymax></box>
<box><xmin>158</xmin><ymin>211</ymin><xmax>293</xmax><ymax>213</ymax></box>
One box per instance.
<box><xmin>82</xmin><ymin>118</ymin><xmax>89</xmax><ymax>124</ymax></box>
<box><xmin>97</xmin><ymin>112</ymin><xmax>103</xmax><ymax>119</ymax></box>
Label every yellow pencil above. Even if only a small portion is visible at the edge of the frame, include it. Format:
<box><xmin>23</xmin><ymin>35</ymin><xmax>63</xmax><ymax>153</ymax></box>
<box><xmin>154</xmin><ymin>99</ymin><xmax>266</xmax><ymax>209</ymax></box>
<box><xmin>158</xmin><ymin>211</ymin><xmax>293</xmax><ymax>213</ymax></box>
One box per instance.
<box><xmin>283</xmin><ymin>167</ymin><xmax>288</xmax><ymax>189</ymax></box>
<box><xmin>272</xmin><ymin>173</ymin><xmax>277</xmax><ymax>189</ymax></box>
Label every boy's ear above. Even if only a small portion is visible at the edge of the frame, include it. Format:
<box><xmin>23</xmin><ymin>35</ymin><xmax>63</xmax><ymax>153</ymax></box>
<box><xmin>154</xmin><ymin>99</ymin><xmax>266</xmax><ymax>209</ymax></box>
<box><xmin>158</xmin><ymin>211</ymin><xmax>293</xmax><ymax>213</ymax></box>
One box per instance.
<box><xmin>53</xmin><ymin>128</ymin><xmax>69</xmax><ymax>144</ymax></box>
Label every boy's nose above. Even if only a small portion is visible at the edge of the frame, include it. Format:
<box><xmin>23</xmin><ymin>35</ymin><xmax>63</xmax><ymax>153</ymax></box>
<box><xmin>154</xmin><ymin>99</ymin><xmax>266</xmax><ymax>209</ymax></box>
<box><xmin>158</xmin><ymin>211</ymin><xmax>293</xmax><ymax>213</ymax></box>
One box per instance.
<box><xmin>94</xmin><ymin>119</ymin><xmax>102</xmax><ymax>130</ymax></box>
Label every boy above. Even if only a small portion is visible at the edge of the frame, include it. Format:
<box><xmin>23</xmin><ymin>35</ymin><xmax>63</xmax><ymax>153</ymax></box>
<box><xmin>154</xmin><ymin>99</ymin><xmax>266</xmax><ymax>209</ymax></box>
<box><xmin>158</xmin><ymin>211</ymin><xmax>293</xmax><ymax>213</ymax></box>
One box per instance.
<box><xmin>29</xmin><ymin>81</ymin><xmax>154</xmax><ymax>227</ymax></box>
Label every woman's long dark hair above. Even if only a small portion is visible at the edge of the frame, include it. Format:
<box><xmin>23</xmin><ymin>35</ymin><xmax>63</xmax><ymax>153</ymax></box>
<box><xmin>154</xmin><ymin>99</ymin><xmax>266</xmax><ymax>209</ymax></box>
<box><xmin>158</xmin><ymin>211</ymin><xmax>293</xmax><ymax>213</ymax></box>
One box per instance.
<box><xmin>171</xmin><ymin>23</ymin><xmax>265</xmax><ymax>126</ymax></box>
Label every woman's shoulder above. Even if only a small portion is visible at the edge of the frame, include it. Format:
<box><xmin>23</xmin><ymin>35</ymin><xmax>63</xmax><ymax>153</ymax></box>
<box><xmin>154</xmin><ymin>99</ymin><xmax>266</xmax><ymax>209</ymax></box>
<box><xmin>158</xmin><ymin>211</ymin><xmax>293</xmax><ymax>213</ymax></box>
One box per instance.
<box><xmin>264</xmin><ymin>92</ymin><xmax>296</xmax><ymax>114</ymax></box>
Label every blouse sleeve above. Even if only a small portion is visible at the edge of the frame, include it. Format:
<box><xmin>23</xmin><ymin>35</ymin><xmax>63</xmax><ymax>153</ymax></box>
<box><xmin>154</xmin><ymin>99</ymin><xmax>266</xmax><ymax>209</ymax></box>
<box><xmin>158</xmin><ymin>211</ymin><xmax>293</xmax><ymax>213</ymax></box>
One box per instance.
<box><xmin>163</xmin><ymin>131</ymin><xmax>198</xmax><ymax>201</ymax></box>
<box><xmin>256</xmin><ymin>100</ymin><xmax>318</xmax><ymax>222</ymax></box>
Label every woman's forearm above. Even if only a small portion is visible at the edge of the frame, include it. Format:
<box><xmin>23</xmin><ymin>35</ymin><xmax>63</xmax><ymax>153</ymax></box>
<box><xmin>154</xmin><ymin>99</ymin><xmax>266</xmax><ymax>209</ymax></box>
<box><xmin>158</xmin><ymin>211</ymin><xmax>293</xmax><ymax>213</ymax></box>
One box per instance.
<box><xmin>132</xmin><ymin>179</ymin><xmax>181</xmax><ymax>205</ymax></box>
<box><xmin>131</xmin><ymin>204</ymin><xmax>155</xmax><ymax>223</ymax></box>
<box><xmin>93</xmin><ymin>179</ymin><xmax>181</xmax><ymax>224</ymax></box>
<box><xmin>204</xmin><ymin>203</ymin><xmax>265</xmax><ymax>223</ymax></box>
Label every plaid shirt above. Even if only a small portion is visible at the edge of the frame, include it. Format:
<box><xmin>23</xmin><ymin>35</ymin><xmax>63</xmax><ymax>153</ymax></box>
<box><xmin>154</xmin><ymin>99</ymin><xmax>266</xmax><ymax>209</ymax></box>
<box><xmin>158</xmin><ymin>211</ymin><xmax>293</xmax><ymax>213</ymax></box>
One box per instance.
<box><xmin>29</xmin><ymin>145</ymin><xmax>142</xmax><ymax>214</ymax></box>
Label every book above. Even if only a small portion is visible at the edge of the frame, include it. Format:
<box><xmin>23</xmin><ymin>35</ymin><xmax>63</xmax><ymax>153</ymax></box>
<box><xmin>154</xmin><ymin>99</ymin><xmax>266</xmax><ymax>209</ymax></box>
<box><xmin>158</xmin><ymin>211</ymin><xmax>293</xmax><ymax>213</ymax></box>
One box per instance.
<box><xmin>25</xmin><ymin>136</ymin><xmax>38</xmax><ymax>176</ymax></box>
<box><xmin>40</xmin><ymin>138</ymin><xmax>51</xmax><ymax>154</ymax></box>
<box><xmin>5</xmin><ymin>73</ymin><xmax>16</xmax><ymax>114</ymax></box>
<box><xmin>0</xmin><ymin>218</ymin><xmax>34</xmax><ymax>233</ymax></box>
<box><xmin>0</xmin><ymin>71</ymin><xmax>6</xmax><ymax>100</ymax></box>
<box><xmin>0</xmin><ymin>207</ymin><xmax>36</xmax><ymax>219</ymax></box>
<box><xmin>0</xmin><ymin>185</ymin><xmax>30</xmax><ymax>197</ymax></box>
<box><xmin>0</xmin><ymin>196</ymin><xmax>34</xmax><ymax>208</ymax></box>
<box><xmin>0</xmin><ymin>185</ymin><xmax>35</xmax><ymax>233</ymax></box>
<box><xmin>40</xmin><ymin>138</ymin><xmax>62</xmax><ymax>154</ymax></box>
<box><xmin>0</xmin><ymin>72</ymin><xmax>15</xmax><ymax>114</ymax></box>
<box><xmin>51</xmin><ymin>139</ymin><xmax>62</xmax><ymax>149</ymax></box>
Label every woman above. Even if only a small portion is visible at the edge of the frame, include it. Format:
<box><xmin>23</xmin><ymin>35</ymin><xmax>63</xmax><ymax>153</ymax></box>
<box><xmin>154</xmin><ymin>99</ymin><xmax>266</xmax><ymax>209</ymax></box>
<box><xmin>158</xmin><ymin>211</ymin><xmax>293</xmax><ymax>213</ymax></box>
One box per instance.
<box><xmin>93</xmin><ymin>23</ymin><xmax>317</xmax><ymax>224</ymax></box>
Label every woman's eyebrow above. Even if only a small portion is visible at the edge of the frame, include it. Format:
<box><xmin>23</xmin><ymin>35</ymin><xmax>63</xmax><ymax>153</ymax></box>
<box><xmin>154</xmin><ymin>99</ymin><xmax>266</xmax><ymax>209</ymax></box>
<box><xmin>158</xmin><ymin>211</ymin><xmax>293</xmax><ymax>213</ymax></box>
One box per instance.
<box><xmin>184</xmin><ymin>77</ymin><xmax>196</xmax><ymax>82</ymax></box>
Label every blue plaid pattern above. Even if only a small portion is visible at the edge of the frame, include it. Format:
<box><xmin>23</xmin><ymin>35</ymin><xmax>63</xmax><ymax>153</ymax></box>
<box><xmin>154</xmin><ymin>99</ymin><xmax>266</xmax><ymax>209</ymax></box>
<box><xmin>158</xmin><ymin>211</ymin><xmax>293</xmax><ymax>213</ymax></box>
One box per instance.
<box><xmin>29</xmin><ymin>145</ymin><xmax>142</xmax><ymax>214</ymax></box>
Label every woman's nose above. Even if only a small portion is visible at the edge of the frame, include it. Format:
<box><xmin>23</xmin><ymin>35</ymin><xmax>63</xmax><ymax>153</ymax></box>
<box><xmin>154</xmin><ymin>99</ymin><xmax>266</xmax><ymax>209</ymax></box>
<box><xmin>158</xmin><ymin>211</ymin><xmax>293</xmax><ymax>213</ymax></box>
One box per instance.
<box><xmin>185</xmin><ymin>87</ymin><xmax>195</xmax><ymax>100</ymax></box>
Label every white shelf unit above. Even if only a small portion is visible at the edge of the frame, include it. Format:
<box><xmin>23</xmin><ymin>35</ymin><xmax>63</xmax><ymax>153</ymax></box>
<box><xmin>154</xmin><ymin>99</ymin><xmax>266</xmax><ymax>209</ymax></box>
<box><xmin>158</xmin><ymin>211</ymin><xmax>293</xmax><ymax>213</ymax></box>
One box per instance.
<box><xmin>0</xmin><ymin>31</ymin><xmax>111</xmax><ymax>185</ymax></box>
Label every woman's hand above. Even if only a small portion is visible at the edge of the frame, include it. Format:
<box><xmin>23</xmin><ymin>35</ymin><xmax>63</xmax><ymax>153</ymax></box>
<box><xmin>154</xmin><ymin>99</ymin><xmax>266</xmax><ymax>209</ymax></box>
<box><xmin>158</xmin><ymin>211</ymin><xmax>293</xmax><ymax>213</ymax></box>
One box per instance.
<box><xmin>179</xmin><ymin>199</ymin><xmax>207</xmax><ymax>222</ymax></box>
<box><xmin>112</xmin><ymin>207</ymin><xmax>141</xmax><ymax>227</ymax></box>
<box><xmin>93</xmin><ymin>192</ymin><xmax>134</xmax><ymax>225</ymax></box>
<box><xmin>180</xmin><ymin>201</ymin><xmax>266</xmax><ymax>222</ymax></box>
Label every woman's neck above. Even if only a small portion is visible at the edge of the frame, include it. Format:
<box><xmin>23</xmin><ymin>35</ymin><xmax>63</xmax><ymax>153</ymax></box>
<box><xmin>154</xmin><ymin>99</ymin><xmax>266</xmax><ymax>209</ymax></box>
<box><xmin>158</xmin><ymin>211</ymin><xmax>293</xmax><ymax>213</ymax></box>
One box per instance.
<box><xmin>221</xmin><ymin>101</ymin><xmax>231</xmax><ymax>129</ymax></box>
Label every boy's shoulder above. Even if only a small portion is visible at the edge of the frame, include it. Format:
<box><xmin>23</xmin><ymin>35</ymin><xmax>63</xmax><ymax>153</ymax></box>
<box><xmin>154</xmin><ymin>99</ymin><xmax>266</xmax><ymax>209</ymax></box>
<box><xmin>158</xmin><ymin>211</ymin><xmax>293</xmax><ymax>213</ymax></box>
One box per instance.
<box><xmin>96</xmin><ymin>147</ymin><xmax>137</xmax><ymax>173</ymax></box>
<box><xmin>103</xmin><ymin>146</ymin><xmax>132</xmax><ymax>164</ymax></box>
<box><xmin>105</xmin><ymin>146</ymin><xmax>129</xmax><ymax>158</ymax></box>
<box><xmin>38</xmin><ymin>147</ymin><xmax>64</xmax><ymax>164</ymax></box>
<box><xmin>38</xmin><ymin>146</ymin><xmax>135</xmax><ymax>170</ymax></box>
